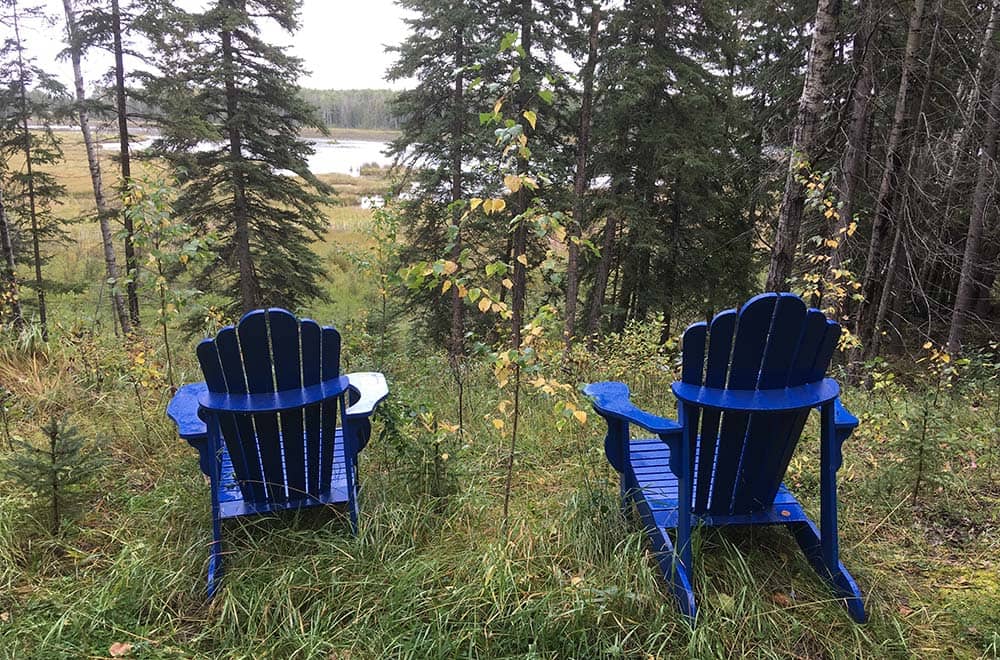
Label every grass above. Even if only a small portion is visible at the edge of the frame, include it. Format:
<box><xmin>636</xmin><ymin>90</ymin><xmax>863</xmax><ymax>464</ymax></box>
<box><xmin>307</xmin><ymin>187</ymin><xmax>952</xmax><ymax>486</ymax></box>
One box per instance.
<box><xmin>0</xmin><ymin>134</ymin><xmax>998</xmax><ymax>658</ymax></box>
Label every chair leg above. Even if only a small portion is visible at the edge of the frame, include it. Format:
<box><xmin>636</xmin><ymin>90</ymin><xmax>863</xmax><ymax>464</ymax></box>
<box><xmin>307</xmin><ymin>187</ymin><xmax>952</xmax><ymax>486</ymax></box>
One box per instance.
<box><xmin>791</xmin><ymin>403</ymin><xmax>866</xmax><ymax>623</ymax></box>
<box><xmin>207</xmin><ymin>512</ymin><xmax>223</xmax><ymax>599</ymax></box>
<box><xmin>652</xmin><ymin>526</ymin><xmax>697</xmax><ymax>622</ymax></box>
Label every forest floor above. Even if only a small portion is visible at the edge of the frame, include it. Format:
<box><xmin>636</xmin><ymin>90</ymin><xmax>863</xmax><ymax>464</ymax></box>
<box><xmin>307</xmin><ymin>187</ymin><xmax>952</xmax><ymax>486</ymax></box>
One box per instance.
<box><xmin>0</xmin><ymin>136</ymin><xmax>997</xmax><ymax>658</ymax></box>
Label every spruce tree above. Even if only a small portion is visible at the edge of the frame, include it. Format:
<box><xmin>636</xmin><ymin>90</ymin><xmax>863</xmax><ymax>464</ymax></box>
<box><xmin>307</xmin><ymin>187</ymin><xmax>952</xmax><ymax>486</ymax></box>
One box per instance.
<box><xmin>0</xmin><ymin>0</ymin><xmax>69</xmax><ymax>340</ymax></box>
<box><xmin>146</xmin><ymin>0</ymin><xmax>331</xmax><ymax>315</ymax></box>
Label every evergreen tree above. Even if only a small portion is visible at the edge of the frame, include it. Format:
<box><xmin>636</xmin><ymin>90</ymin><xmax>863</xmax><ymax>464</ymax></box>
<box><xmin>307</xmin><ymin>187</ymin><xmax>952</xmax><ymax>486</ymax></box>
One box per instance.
<box><xmin>0</xmin><ymin>0</ymin><xmax>69</xmax><ymax>341</ymax></box>
<box><xmin>146</xmin><ymin>0</ymin><xmax>331</xmax><ymax>315</ymax></box>
<box><xmin>3</xmin><ymin>416</ymin><xmax>104</xmax><ymax>534</ymax></box>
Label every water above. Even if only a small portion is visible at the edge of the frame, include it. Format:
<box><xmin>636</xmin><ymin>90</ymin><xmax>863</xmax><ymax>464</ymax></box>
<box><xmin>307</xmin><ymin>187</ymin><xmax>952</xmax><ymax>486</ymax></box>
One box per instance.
<box><xmin>98</xmin><ymin>137</ymin><xmax>393</xmax><ymax>177</ymax></box>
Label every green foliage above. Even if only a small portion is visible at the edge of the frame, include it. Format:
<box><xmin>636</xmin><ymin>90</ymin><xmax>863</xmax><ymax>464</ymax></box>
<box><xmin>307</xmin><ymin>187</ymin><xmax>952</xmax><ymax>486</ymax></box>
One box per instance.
<box><xmin>3</xmin><ymin>415</ymin><xmax>103</xmax><ymax>534</ymax></box>
<box><xmin>144</xmin><ymin>0</ymin><xmax>332</xmax><ymax>315</ymax></box>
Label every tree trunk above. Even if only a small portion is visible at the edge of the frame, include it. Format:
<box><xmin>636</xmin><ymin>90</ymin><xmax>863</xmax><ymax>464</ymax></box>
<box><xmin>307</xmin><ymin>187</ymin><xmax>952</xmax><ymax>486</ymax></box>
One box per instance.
<box><xmin>826</xmin><ymin>0</ymin><xmax>876</xmax><ymax>312</ymax></box>
<box><xmin>111</xmin><ymin>0</ymin><xmax>139</xmax><ymax>325</ymax></box>
<box><xmin>585</xmin><ymin>212</ymin><xmax>618</xmax><ymax>349</ymax></box>
<box><xmin>564</xmin><ymin>1</ymin><xmax>600</xmax><ymax>352</ymax></box>
<box><xmin>856</xmin><ymin>0</ymin><xmax>926</xmax><ymax>340</ymax></box>
<box><xmin>947</xmin><ymin>48</ymin><xmax>1000</xmax><ymax>354</ymax></box>
<box><xmin>510</xmin><ymin>0</ymin><xmax>533</xmax><ymax>349</ymax></box>
<box><xmin>448</xmin><ymin>27</ymin><xmax>465</xmax><ymax>360</ymax></box>
<box><xmin>62</xmin><ymin>0</ymin><xmax>131</xmax><ymax>335</ymax></box>
<box><xmin>0</xmin><ymin>188</ymin><xmax>24</xmax><ymax>329</ymax></box>
<box><xmin>765</xmin><ymin>0</ymin><xmax>842</xmax><ymax>291</ymax></box>
<box><xmin>13</xmin><ymin>3</ymin><xmax>48</xmax><ymax>341</ymax></box>
<box><xmin>220</xmin><ymin>20</ymin><xmax>258</xmax><ymax>313</ymax></box>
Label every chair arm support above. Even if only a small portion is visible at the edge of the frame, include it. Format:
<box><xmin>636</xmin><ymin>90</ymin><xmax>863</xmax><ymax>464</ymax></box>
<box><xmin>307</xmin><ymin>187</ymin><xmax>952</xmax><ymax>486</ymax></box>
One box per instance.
<box><xmin>344</xmin><ymin>372</ymin><xmax>389</xmax><ymax>419</ymax></box>
<box><xmin>833</xmin><ymin>397</ymin><xmax>859</xmax><ymax>429</ymax></box>
<box><xmin>670</xmin><ymin>378</ymin><xmax>840</xmax><ymax>412</ymax></box>
<box><xmin>583</xmin><ymin>381</ymin><xmax>682</xmax><ymax>435</ymax></box>
<box><xmin>167</xmin><ymin>382</ymin><xmax>209</xmax><ymax>440</ymax></box>
<box><xmin>197</xmin><ymin>375</ymin><xmax>351</xmax><ymax>413</ymax></box>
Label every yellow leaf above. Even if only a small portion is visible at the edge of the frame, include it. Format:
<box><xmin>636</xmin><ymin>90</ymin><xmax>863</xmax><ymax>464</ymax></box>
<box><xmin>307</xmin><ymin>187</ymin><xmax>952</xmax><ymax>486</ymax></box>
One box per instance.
<box><xmin>523</xmin><ymin>110</ymin><xmax>537</xmax><ymax>130</ymax></box>
<box><xmin>940</xmin><ymin>353</ymin><xmax>951</xmax><ymax>363</ymax></box>
<box><xmin>441</xmin><ymin>279</ymin><xmax>452</xmax><ymax>294</ymax></box>
<box><xmin>922</xmin><ymin>341</ymin><xmax>933</xmax><ymax>349</ymax></box>
<box><xmin>824</xmin><ymin>238</ymin><xmax>839</xmax><ymax>248</ymax></box>
<box><xmin>502</xmin><ymin>278</ymin><xmax>514</xmax><ymax>289</ymax></box>
<box><xmin>440</xmin><ymin>453</ymin><xmax>449</xmax><ymax>461</ymax></box>
<box><xmin>492</xmin><ymin>418</ymin><xmax>505</xmax><ymax>430</ymax></box>
<box><xmin>442</xmin><ymin>260</ymin><xmax>458</xmax><ymax>275</ymax></box>
<box><xmin>493</xmin><ymin>99</ymin><xmax>503</xmax><ymax>114</ymax></box>
<box><xmin>478</xmin><ymin>297</ymin><xmax>491</xmax><ymax>313</ymax></box>
<box><xmin>516</xmin><ymin>254</ymin><xmax>528</xmax><ymax>266</ymax></box>
<box><xmin>471</xmin><ymin>197</ymin><xmax>483</xmax><ymax>211</ymax></box>
<box><xmin>457</xmin><ymin>284</ymin><xmax>468</xmax><ymax>298</ymax></box>
<box><xmin>573</xmin><ymin>410</ymin><xmax>587</xmax><ymax>424</ymax></box>
<box><xmin>504</xmin><ymin>174</ymin><xmax>522</xmax><ymax>193</ymax></box>
<box><xmin>847</xmin><ymin>221</ymin><xmax>858</xmax><ymax>236</ymax></box>
<box><xmin>492</xmin><ymin>198</ymin><xmax>506</xmax><ymax>213</ymax></box>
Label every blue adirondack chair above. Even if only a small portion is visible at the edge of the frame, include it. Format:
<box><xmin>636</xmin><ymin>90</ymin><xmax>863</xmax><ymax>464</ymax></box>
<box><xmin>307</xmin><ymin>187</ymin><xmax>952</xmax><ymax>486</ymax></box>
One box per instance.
<box><xmin>166</xmin><ymin>308</ymin><xmax>388</xmax><ymax>597</ymax></box>
<box><xmin>584</xmin><ymin>293</ymin><xmax>865</xmax><ymax>623</ymax></box>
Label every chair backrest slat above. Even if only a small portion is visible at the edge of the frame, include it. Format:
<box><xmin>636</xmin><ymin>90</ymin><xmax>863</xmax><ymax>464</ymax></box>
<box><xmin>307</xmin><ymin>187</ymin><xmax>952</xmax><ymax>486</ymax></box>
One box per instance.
<box><xmin>301</xmin><ymin>320</ymin><xmax>324</xmax><ymax>495</ymax></box>
<box><xmin>270</xmin><ymin>309</ymin><xmax>306</xmax><ymax>499</ymax></box>
<box><xmin>319</xmin><ymin>327</ymin><xmax>342</xmax><ymax>494</ymax></box>
<box><xmin>694</xmin><ymin>309</ymin><xmax>737</xmax><ymax>512</ymax></box>
<box><xmin>679</xmin><ymin>293</ymin><xmax>841</xmax><ymax>515</ymax></box>
<box><xmin>197</xmin><ymin>310</ymin><xmax>344</xmax><ymax>506</ymax></box>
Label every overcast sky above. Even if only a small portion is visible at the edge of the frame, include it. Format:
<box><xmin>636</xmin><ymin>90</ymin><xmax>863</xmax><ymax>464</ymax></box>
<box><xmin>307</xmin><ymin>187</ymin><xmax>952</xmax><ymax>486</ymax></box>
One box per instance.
<box><xmin>20</xmin><ymin>0</ymin><xmax>414</xmax><ymax>90</ymax></box>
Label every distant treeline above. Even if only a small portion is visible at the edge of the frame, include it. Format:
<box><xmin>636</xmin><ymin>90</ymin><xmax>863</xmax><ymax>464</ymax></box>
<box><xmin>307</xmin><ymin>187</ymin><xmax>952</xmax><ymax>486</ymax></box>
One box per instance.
<box><xmin>299</xmin><ymin>89</ymin><xmax>401</xmax><ymax>131</ymax></box>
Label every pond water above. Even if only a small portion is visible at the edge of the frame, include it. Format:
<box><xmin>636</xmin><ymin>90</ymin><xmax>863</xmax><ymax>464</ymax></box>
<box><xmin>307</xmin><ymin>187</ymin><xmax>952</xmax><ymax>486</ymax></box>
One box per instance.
<box><xmin>98</xmin><ymin>137</ymin><xmax>393</xmax><ymax>177</ymax></box>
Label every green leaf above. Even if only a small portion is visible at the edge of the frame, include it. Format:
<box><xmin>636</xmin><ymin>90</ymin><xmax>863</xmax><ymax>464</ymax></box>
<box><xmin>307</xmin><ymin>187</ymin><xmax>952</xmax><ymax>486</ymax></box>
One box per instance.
<box><xmin>538</xmin><ymin>89</ymin><xmax>554</xmax><ymax>104</ymax></box>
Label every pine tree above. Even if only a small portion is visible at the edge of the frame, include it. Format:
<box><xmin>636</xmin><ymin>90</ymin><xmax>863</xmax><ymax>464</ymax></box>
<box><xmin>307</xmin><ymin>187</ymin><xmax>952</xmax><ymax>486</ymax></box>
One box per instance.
<box><xmin>4</xmin><ymin>416</ymin><xmax>104</xmax><ymax>534</ymax></box>
<box><xmin>145</xmin><ymin>0</ymin><xmax>331</xmax><ymax>315</ymax></box>
<box><xmin>0</xmin><ymin>0</ymin><xmax>69</xmax><ymax>341</ymax></box>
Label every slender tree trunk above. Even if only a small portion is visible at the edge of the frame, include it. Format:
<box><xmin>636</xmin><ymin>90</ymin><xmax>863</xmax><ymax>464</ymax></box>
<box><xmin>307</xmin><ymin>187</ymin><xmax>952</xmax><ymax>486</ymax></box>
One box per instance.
<box><xmin>62</xmin><ymin>0</ymin><xmax>131</xmax><ymax>335</ymax></box>
<box><xmin>220</xmin><ymin>20</ymin><xmax>258</xmax><ymax>313</ymax></box>
<box><xmin>564</xmin><ymin>1</ymin><xmax>600</xmax><ymax>352</ymax></box>
<box><xmin>585</xmin><ymin>213</ymin><xmax>618</xmax><ymax>349</ymax></box>
<box><xmin>0</xmin><ymin>188</ymin><xmax>24</xmax><ymax>329</ymax></box>
<box><xmin>947</xmin><ymin>50</ymin><xmax>1000</xmax><ymax>354</ymax></box>
<box><xmin>12</xmin><ymin>4</ymin><xmax>47</xmax><ymax>341</ymax></box>
<box><xmin>449</xmin><ymin>27</ymin><xmax>465</xmax><ymax>360</ymax></box>
<box><xmin>765</xmin><ymin>0</ymin><xmax>842</xmax><ymax>291</ymax></box>
<box><xmin>827</xmin><ymin>0</ymin><xmax>876</xmax><ymax>311</ymax></box>
<box><xmin>857</xmin><ymin>0</ymin><xmax>927</xmax><ymax>341</ymax></box>
<box><xmin>867</xmin><ymin>221</ymin><xmax>903</xmax><ymax>358</ymax></box>
<box><xmin>510</xmin><ymin>0</ymin><xmax>533</xmax><ymax>349</ymax></box>
<box><xmin>111</xmin><ymin>0</ymin><xmax>139</xmax><ymax>325</ymax></box>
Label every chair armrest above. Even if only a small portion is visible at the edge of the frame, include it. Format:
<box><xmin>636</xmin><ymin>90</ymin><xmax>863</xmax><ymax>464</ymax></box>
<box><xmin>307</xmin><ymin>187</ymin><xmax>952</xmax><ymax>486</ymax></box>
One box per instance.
<box><xmin>197</xmin><ymin>375</ymin><xmax>350</xmax><ymax>413</ymax></box>
<box><xmin>670</xmin><ymin>378</ymin><xmax>840</xmax><ymax>412</ymax></box>
<box><xmin>833</xmin><ymin>397</ymin><xmax>858</xmax><ymax>429</ymax></box>
<box><xmin>583</xmin><ymin>381</ymin><xmax>681</xmax><ymax>435</ymax></box>
<box><xmin>167</xmin><ymin>382</ymin><xmax>208</xmax><ymax>440</ymax></box>
<box><xmin>344</xmin><ymin>372</ymin><xmax>389</xmax><ymax>419</ymax></box>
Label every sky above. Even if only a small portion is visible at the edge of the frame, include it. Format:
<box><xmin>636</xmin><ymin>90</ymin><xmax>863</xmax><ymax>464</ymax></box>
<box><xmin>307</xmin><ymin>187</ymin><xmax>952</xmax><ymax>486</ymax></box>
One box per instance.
<box><xmin>20</xmin><ymin>0</ymin><xmax>414</xmax><ymax>90</ymax></box>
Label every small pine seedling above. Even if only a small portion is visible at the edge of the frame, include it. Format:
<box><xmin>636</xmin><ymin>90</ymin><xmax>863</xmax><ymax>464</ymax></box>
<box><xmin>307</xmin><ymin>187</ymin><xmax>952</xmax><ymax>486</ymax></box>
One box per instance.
<box><xmin>4</xmin><ymin>416</ymin><xmax>104</xmax><ymax>534</ymax></box>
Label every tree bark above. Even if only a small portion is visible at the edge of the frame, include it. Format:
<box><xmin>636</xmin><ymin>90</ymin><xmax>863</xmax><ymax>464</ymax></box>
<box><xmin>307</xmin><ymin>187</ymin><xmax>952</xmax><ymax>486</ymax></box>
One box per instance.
<box><xmin>0</xmin><ymin>188</ymin><xmax>24</xmax><ymax>329</ymax></box>
<box><xmin>947</xmin><ymin>47</ymin><xmax>1000</xmax><ymax>354</ymax></box>
<box><xmin>826</xmin><ymin>0</ymin><xmax>876</xmax><ymax>312</ymax></box>
<box><xmin>510</xmin><ymin>0</ymin><xmax>533</xmax><ymax>349</ymax></box>
<box><xmin>585</xmin><ymin>212</ymin><xmax>618</xmax><ymax>349</ymax></box>
<box><xmin>448</xmin><ymin>27</ymin><xmax>465</xmax><ymax>360</ymax></box>
<box><xmin>856</xmin><ymin>0</ymin><xmax>926</xmax><ymax>341</ymax></box>
<box><xmin>765</xmin><ymin>0</ymin><xmax>842</xmax><ymax>291</ymax></box>
<box><xmin>62</xmin><ymin>0</ymin><xmax>131</xmax><ymax>335</ymax></box>
<box><xmin>111</xmin><ymin>0</ymin><xmax>140</xmax><ymax>325</ymax></box>
<box><xmin>564</xmin><ymin>1</ymin><xmax>600</xmax><ymax>352</ymax></box>
<box><xmin>220</xmin><ymin>17</ymin><xmax>258</xmax><ymax>313</ymax></box>
<box><xmin>12</xmin><ymin>2</ymin><xmax>48</xmax><ymax>341</ymax></box>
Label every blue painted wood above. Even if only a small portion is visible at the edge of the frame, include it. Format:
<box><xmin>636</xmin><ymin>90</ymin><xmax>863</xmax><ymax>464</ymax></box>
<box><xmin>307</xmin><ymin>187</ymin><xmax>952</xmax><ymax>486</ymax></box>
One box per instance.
<box><xmin>198</xmin><ymin>376</ymin><xmax>350</xmax><ymax>413</ymax></box>
<box><xmin>670</xmin><ymin>379</ymin><xmax>840</xmax><ymax>411</ymax></box>
<box><xmin>584</xmin><ymin>293</ymin><xmax>866</xmax><ymax>625</ymax></box>
<box><xmin>711</xmin><ymin>294</ymin><xmax>777</xmax><ymax>515</ymax></box>
<box><xmin>301</xmin><ymin>319</ymin><xmax>323</xmax><ymax>494</ymax></box>
<box><xmin>238</xmin><ymin>310</ymin><xmax>285</xmax><ymax>503</ymax></box>
<box><xmin>695</xmin><ymin>309</ymin><xmax>736</xmax><ymax>513</ymax></box>
<box><xmin>269</xmin><ymin>310</ymin><xmax>307</xmax><ymax>500</ymax></box>
<box><xmin>166</xmin><ymin>308</ymin><xmax>387</xmax><ymax>598</ymax></box>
